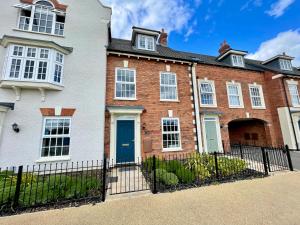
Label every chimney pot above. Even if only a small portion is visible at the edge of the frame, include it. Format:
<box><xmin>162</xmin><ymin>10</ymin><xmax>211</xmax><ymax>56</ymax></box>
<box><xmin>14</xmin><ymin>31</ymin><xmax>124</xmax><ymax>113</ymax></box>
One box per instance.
<box><xmin>158</xmin><ymin>28</ymin><xmax>168</xmax><ymax>46</ymax></box>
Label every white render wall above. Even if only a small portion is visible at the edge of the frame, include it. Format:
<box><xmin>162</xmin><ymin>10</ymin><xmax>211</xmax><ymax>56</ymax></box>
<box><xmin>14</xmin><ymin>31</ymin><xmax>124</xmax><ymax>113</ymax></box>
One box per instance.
<box><xmin>0</xmin><ymin>0</ymin><xmax>111</xmax><ymax>167</ymax></box>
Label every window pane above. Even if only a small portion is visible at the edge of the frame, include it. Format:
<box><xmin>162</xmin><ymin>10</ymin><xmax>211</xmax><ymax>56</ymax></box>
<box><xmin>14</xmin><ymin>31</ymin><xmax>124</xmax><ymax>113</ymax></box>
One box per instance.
<box><xmin>9</xmin><ymin>59</ymin><xmax>22</xmax><ymax>78</ymax></box>
<box><xmin>13</xmin><ymin>46</ymin><xmax>23</xmax><ymax>56</ymax></box>
<box><xmin>200</xmin><ymin>82</ymin><xmax>214</xmax><ymax>105</ymax></box>
<box><xmin>33</xmin><ymin>6</ymin><xmax>53</xmax><ymax>34</ymax></box>
<box><xmin>289</xmin><ymin>84</ymin><xmax>300</xmax><ymax>106</ymax></box>
<box><xmin>37</xmin><ymin>61</ymin><xmax>47</xmax><ymax>80</ymax></box>
<box><xmin>162</xmin><ymin>118</ymin><xmax>181</xmax><ymax>149</ymax></box>
<box><xmin>228</xmin><ymin>84</ymin><xmax>241</xmax><ymax>106</ymax></box>
<box><xmin>115</xmin><ymin>69</ymin><xmax>136</xmax><ymax>99</ymax></box>
<box><xmin>160</xmin><ymin>73</ymin><xmax>177</xmax><ymax>100</ymax></box>
<box><xmin>23</xmin><ymin>60</ymin><xmax>35</xmax><ymax>79</ymax></box>
<box><xmin>41</xmin><ymin>118</ymin><xmax>71</xmax><ymax>158</ymax></box>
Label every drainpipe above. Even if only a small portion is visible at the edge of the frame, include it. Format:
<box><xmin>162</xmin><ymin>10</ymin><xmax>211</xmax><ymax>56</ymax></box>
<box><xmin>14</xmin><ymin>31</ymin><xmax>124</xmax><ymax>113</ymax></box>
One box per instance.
<box><xmin>190</xmin><ymin>63</ymin><xmax>203</xmax><ymax>153</ymax></box>
<box><xmin>281</xmin><ymin>77</ymin><xmax>299</xmax><ymax>151</ymax></box>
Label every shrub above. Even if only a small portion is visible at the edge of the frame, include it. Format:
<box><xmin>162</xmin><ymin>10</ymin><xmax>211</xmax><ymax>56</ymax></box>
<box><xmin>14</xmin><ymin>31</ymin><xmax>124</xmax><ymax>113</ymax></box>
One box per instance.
<box><xmin>163</xmin><ymin>160</ymin><xmax>196</xmax><ymax>184</ymax></box>
<box><xmin>205</xmin><ymin>156</ymin><xmax>247</xmax><ymax>176</ymax></box>
<box><xmin>164</xmin><ymin>160</ymin><xmax>184</xmax><ymax>173</ymax></box>
<box><xmin>185</xmin><ymin>154</ymin><xmax>211</xmax><ymax>180</ymax></box>
<box><xmin>175</xmin><ymin>168</ymin><xmax>196</xmax><ymax>184</ymax></box>
<box><xmin>154</xmin><ymin>169</ymin><xmax>179</xmax><ymax>186</ymax></box>
<box><xmin>217</xmin><ymin>157</ymin><xmax>247</xmax><ymax>176</ymax></box>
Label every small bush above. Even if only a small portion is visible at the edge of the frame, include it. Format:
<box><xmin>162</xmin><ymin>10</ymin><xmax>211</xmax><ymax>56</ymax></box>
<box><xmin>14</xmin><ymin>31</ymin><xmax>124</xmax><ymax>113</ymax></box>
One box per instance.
<box><xmin>154</xmin><ymin>169</ymin><xmax>179</xmax><ymax>186</ymax></box>
<box><xmin>163</xmin><ymin>160</ymin><xmax>196</xmax><ymax>184</ymax></box>
<box><xmin>205</xmin><ymin>156</ymin><xmax>247</xmax><ymax>176</ymax></box>
<box><xmin>217</xmin><ymin>157</ymin><xmax>247</xmax><ymax>176</ymax></box>
<box><xmin>175</xmin><ymin>168</ymin><xmax>196</xmax><ymax>184</ymax></box>
<box><xmin>164</xmin><ymin>160</ymin><xmax>184</xmax><ymax>173</ymax></box>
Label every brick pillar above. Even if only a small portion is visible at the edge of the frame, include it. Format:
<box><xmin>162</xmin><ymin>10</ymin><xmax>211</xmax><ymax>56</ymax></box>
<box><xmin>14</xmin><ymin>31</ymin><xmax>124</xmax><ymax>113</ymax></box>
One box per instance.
<box><xmin>221</xmin><ymin>124</ymin><xmax>230</xmax><ymax>152</ymax></box>
<box><xmin>264</xmin><ymin>123</ymin><xmax>274</xmax><ymax>146</ymax></box>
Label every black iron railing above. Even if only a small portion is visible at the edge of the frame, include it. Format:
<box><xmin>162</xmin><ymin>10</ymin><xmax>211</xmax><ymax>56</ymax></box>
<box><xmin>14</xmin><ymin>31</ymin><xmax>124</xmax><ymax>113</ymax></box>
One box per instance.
<box><xmin>0</xmin><ymin>144</ymin><xmax>293</xmax><ymax>215</ymax></box>
<box><xmin>0</xmin><ymin>160</ymin><xmax>106</xmax><ymax>215</ymax></box>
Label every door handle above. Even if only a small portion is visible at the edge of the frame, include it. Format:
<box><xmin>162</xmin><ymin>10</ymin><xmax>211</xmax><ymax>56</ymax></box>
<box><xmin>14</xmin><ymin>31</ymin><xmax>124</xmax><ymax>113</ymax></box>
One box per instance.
<box><xmin>122</xmin><ymin>144</ymin><xmax>130</xmax><ymax>147</ymax></box>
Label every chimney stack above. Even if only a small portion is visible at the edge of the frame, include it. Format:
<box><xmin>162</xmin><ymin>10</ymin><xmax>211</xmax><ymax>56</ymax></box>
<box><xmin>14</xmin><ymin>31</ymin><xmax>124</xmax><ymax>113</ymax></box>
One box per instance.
<box><xmin>158</xmin><ymin>28</ymin><xmax>168</xmax><ymax>46</ymax></box>
<box><xmin>218</xmin><ymin>40</ymin><xmax>231</xmax><ymax>55</ymax></box>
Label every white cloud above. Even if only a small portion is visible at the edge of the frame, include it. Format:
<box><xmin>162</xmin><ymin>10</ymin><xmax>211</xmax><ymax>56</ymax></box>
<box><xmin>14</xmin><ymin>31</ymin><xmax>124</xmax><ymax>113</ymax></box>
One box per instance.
<box><xmin>266</xmin><ymin>0</ymin><xmax>295</xmax><ymax>18</ymax></box>
<box><xmin>247</xmin><ymin>30</ymin><xmax>300</xmax><ymax>66</ymax></box>
<box><xmin>102</xmin><ymin>0</ymin><xmax>198</xmax><ymax>39</ymax></box>
<box><xmin>240</xmin><ymin>0</ymin><xmax>262</xmax><ymax>11</ymax></box>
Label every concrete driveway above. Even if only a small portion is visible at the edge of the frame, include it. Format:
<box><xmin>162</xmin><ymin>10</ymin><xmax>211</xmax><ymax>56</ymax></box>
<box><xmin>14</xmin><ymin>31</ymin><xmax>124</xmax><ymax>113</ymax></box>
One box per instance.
<box><xmin>1</xmin><ymin>172</ymin><xmax>300</xmax><ymax>225</ymax></box>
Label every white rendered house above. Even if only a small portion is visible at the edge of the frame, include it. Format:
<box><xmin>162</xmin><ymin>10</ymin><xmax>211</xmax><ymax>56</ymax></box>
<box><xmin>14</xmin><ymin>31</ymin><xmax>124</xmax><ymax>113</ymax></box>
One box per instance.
<box><xmin>0</xmin><ymin>0</ymin><xmax>111</xmax><ymax>167</ymax></box>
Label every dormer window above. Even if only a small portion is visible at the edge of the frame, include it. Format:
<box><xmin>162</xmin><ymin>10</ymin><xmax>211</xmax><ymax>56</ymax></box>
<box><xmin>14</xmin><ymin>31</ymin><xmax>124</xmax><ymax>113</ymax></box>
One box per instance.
<box><xmin>279</xmin><ymin>59</ymin><xmax>292</xmax><ymax>71</ymax></box>
<box><xmin>137</xmin><ymin>34</ymin><xmax>155</xmax><ymax>51</ymax></box>
<box><xmin>231</xmin><ymin>55</ymin><xmax>244</xmax><ymax>67</ymax></box>
<box><xmin>16</xmin><ymin>0</ymin><xmax>66</xmax><ymax>36</ymax></box>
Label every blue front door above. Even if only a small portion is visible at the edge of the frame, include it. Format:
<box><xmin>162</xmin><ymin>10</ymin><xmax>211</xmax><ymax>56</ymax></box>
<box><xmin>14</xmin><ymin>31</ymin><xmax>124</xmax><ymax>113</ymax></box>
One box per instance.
<box><xmin>116</xmin><ymin>120</ymin><xmax>135</xmax><ymax>163</ymax></box>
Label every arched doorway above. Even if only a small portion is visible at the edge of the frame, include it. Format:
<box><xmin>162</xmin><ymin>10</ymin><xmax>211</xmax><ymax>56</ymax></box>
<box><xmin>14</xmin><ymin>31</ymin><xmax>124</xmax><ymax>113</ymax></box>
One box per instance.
<box><xmin>228</xmin><ymin>118</ymin><xmax>269</xmax><ymax>146</ymax></box>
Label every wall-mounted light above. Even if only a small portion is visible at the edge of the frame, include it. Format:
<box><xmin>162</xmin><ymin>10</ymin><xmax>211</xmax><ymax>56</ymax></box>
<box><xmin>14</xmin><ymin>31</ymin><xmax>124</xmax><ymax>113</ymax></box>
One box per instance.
<box><xmin>12</xmin><ymin>123</ymin><xmax>20</xmax><ymax>133</ymax></box>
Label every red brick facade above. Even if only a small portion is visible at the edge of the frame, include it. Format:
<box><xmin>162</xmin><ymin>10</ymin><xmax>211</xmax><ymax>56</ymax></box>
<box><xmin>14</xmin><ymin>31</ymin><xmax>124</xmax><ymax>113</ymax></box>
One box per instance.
<box><xmin>105</xmin><ymin>53</ymin><xmax>300</xmax><ymax>156</ymax></box>
<box><xmin>105</xmin><ymin>55</ymin><xmax>196</xmax><ymax>158</ymax></box>
<box><xmin>195</xmin><ymin>64</ymin><xmax>280</xmax><ymax>149</ymax></box>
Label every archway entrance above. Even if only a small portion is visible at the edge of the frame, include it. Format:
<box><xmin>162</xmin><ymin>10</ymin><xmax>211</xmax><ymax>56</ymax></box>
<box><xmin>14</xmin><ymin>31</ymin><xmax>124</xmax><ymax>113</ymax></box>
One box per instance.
<box><xmin>228</xmin><ymin>118</ymin><xmax>268</xmax><ymax>146</ymax></box>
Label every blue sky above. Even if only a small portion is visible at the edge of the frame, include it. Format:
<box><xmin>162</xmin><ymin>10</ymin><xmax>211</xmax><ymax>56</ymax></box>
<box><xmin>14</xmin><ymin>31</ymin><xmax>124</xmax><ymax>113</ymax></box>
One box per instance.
<box><xmin>103</xmin><ymin>0</ymin><xmax>300</xmax><ymax>66</ymax></box>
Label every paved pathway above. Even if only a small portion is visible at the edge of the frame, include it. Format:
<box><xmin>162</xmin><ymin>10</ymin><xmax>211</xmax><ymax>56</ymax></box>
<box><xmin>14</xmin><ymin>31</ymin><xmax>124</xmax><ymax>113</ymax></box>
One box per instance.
<box><xmin>1</xmin><ymin>172</ymin><xmax>300</xmax><ymax>225</ymax></box>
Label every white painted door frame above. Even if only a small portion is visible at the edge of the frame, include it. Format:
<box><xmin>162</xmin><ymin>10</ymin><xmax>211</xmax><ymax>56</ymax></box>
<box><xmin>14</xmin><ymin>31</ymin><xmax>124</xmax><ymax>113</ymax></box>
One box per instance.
<box><xmin>109</xmin><ymin>112</ymin><xmax>142</xmax><ymax>164</ymax></box>
<box><xmin>201</xmin><ymin>114</ymin><xmax>223</xmax><ymax>153</ymax></box>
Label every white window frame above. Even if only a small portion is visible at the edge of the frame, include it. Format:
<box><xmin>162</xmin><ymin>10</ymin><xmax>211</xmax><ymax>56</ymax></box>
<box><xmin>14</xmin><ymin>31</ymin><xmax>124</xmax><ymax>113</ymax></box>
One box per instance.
<box><xmin>16</xmin><ymin>0</ymin><xmax>66</xmax><ymax>37</ymax></box>
<box><xmin>199</xmin><ymin>79</ymin><xmax>217</xmax><ymax>107</ymax></box>
<box><xmin>39</xmin><ymin>117</ymin><xmax>72</xmax><ymax>161</ymax></box>
<box><xmin>161</xmin><ymin>117</ymin><xmax>182</xmax><ymax>152</ymax></box>
<box><xmin>160</xmin><ymin>72</ymin><xmax>178</xmax><ymax>101</ymax></box>
<box><xmin>137</xmin><ymin>34</ymin><xmax>155</xmax><ymax>51</ymax></box>
<box><xmin>249</xmin><ymin>84</ymin><xmax>266</xmax><ymax>109</ymax></box>
<box><xmin>226</xmin><ymin>81</ymin><xmax>244</xmax><ymax>108</ymax></box>
<box><xmin>3</xmin><ymin>44</ymin><xmax>64</xmax><ymax>85</ymax></box>
<box><xmin>114</xmin><ymin>67</ymin><xmax>137</xmax><ymax>100</ymax></box>
<box><xmin>231</xmin><ymin>55</ymin><xmax>245</xmax><ymax>67</ymax></box>
<box><xmin>288</xmin><ymin>83</ymin><xmax>300</xmax><ymax>107</ymax></box>
<box><xmin>279</xmin><ymin>59</ymin><xmax>293</xmax><ymax>71</ymax></box>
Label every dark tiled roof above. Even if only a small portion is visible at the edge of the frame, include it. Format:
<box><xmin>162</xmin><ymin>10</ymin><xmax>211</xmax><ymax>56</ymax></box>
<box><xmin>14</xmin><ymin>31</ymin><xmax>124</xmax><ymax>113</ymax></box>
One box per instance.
<box><xmin>108</xmin><ymin>38</ymin><xmax>300</xmax><ymax>76</ymax></box>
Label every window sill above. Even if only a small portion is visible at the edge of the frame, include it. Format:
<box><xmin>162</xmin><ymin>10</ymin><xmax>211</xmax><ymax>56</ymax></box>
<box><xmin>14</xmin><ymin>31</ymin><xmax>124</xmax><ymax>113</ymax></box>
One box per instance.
<box><xmin>114</xmin><ymin>98</ymin><xmax>137</xmax><ymax>101</ymax></box>
<box><xmin>162</xmin><ymin>148</ymin><xmax>183</xmax><ymax>152</ymax></box>
<box><xmin>252</xmin><ymin>106</ymin><xmax>266</xmax><ymax>110</ymax></box>
<box><xmin>13</xmin><ymin>28</ymin><xmax>65</xmax><ymax>38</ymax></box>
<box><xmin>36</xmin><ymin>156</ymin><xmax>71</xmax><ymax>163</ymax></box>
<box><xmin>200</xmin><ymin>105</ymin><xmax>218</xmax><ymax>108</ymax></box>
<box><xmin>228</xmin><ymin>106</ymin><xmax>244</xmax><ymax>109</ymax></box>
<box><xmin>160</xmin><ymin>99</ymin><xmax>180</xmax><ymax>103</ymax></box>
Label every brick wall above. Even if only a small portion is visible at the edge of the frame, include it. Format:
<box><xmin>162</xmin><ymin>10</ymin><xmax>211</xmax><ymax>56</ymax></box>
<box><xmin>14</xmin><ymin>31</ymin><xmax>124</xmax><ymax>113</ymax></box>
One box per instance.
<box><xmin>105</xmin><ymin>55</ymin><xmax>196</xmax><ymax>157</ymax></box>
<box><xmin>195</xmin><ymin>64</ymin><xmax>278</xmax><ymax>147</ymax></box>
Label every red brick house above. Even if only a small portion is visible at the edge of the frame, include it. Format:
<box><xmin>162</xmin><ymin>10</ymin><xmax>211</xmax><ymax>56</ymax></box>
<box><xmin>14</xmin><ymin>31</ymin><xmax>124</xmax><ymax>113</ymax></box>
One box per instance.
<box><xmin>105</xmin><ymin>27</ymin><xmax>300</xmax><ymax>163</ymax></box>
